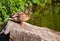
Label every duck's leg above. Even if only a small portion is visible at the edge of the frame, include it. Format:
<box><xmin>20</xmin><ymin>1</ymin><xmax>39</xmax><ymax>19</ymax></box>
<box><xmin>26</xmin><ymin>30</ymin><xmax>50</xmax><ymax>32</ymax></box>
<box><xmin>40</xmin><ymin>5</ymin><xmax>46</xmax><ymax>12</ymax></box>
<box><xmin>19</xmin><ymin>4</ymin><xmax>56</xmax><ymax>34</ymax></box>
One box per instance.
<box><xmin>19</xmin><ymin>21</ymin><xmax>24</xmax><ymax>27</ymax></box>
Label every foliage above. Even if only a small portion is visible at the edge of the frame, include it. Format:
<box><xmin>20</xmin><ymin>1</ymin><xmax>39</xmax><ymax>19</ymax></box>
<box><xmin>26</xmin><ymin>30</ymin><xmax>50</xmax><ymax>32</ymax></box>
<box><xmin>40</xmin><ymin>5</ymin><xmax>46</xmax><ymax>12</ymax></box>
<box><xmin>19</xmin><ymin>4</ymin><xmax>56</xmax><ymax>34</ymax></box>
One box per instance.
<box><xmin>0</xmin><ymin>0</ymin><xmax>31</xmax><ymax>27</ymax></box>
<box><xmin>0</xmin><ymin>0</ymin><xmax>60</xmax><ymax>31</ymax></box>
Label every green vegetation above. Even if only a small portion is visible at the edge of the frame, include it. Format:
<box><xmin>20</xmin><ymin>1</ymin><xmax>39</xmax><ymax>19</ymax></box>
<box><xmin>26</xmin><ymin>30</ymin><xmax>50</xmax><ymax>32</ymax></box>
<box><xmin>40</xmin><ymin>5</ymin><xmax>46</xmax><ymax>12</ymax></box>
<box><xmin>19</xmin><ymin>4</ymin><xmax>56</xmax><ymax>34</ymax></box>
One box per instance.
<box><xmin>0</xmin><ymin>0</ymin><xmax>30</xmax><ymax>28</ymax></box>
<box><xmin>0</xmin><ymin>0</ymin><xmax>60</xmax><ymax>31</ymax></box>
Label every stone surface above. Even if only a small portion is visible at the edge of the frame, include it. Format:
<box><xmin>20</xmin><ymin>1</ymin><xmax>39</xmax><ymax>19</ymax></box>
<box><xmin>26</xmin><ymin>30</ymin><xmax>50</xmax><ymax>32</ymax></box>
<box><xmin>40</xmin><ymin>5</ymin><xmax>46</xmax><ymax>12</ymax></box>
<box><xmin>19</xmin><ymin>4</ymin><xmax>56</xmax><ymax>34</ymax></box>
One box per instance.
<box><xmin>3</xmin><ymin>21</ymin><xmax>60</xmax><ymax>41</ymax></box>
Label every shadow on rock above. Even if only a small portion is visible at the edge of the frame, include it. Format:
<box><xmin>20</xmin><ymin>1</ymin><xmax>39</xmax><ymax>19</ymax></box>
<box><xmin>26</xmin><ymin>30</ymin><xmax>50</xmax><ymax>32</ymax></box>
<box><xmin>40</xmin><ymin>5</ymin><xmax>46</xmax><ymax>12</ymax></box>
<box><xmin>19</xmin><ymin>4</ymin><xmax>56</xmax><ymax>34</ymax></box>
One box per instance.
<box><xmin>0</xmin><ymin>33</ymin><xmax>10</xmax><ymax>41</ymax></box>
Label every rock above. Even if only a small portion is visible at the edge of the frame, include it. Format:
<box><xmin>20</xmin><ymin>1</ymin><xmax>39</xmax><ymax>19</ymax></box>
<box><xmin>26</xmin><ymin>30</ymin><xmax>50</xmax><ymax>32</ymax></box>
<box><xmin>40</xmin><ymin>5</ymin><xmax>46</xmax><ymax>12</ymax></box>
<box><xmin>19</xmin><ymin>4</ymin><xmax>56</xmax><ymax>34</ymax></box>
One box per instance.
<box><xmin>3</xmin><ymin>21</ymin><xmax>60</xmax><ymax>41</ymax></box>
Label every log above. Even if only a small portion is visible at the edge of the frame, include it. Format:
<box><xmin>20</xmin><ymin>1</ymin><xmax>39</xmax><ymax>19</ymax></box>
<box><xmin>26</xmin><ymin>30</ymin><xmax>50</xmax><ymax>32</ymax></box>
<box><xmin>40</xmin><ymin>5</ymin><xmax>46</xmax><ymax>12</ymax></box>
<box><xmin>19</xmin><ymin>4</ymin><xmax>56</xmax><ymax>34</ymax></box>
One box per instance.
<box><xmin>2</xmin><ymin>21</ymin><xmax>60</xmax><ymax>41</ymax></box>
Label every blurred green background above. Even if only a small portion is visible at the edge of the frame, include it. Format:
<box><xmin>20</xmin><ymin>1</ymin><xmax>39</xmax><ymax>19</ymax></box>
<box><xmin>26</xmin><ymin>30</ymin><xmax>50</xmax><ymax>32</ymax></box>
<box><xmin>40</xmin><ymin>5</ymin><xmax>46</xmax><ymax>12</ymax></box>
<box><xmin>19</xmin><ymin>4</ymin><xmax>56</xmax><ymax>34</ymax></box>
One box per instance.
<box><xmin>0</xmin><ymin>0</ymin><xmax>60</xmax><ymax>31</ymax></box>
